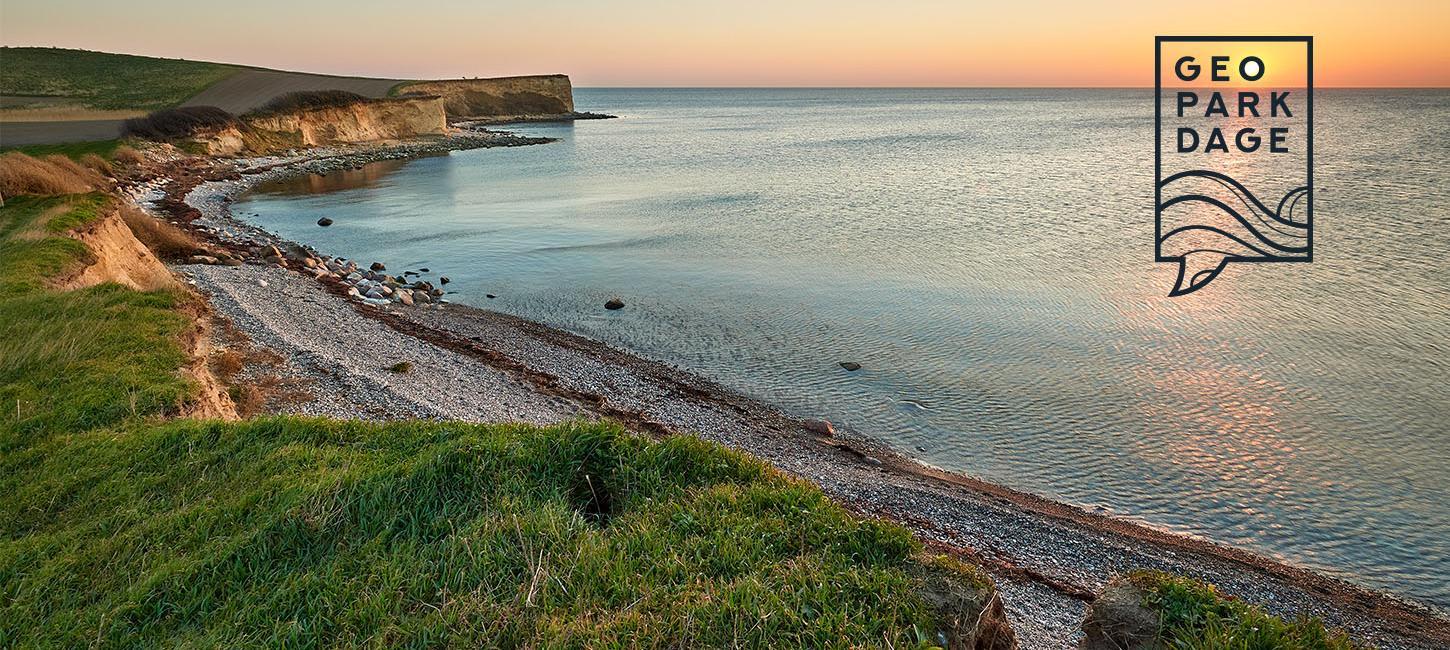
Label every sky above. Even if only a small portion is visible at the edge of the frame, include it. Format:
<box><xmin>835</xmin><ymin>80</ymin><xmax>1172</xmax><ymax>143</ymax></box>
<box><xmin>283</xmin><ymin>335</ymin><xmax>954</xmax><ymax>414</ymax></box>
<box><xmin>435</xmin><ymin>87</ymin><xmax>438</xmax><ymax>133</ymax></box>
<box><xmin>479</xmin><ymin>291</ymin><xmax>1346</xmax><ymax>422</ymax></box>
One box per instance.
<box><xmin>2</xmin><ymin>0</ymin><xmax>1446</xmax><ymax>87</ymax></box>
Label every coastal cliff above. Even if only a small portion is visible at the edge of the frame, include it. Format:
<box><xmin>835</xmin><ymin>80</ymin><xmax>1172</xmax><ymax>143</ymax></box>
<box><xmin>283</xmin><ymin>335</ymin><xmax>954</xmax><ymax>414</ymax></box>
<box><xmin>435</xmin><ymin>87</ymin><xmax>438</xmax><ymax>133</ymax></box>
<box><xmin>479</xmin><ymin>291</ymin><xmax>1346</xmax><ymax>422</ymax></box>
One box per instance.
<box><xmin>245</xmin><ymin>96</ymin><xmax>446</xmax><ymax>146</ymax></box>
<box><xmin>192</xmin><ymin>96</ymin><xmax>448</xmax><ymax>154</ymax></box>
<box><xmin>396</xmin><ymin>75</ymin><xmax>575</xmax><ymax>118</ymax></box>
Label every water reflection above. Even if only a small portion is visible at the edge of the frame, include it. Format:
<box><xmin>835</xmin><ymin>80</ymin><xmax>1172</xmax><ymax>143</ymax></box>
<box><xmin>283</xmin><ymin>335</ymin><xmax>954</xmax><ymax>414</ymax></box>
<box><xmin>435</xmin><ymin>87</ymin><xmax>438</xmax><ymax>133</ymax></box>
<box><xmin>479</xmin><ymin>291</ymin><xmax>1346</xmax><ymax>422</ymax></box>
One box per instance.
<box><xmin>252</xmin><ymin>158</ymin><xmax>415</xmax><ymax>196</ymax></box>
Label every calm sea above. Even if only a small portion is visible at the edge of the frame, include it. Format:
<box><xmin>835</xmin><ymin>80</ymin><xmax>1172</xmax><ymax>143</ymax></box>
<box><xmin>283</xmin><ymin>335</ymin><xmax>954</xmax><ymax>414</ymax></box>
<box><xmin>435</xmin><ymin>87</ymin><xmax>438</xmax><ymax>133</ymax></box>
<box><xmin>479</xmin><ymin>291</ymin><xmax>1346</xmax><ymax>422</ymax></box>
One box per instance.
<box><xmin>234</xmin><ymin>89</ymin><xmax>1449</xmax><ymax>609</ymax></box>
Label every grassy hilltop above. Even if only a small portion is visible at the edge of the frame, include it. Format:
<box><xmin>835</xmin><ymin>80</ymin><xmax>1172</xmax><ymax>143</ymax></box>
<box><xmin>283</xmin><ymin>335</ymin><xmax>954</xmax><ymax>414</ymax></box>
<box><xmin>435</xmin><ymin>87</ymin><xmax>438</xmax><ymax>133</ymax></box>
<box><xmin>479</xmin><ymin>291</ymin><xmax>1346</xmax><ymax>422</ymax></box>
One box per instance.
<box><xmin>1</xmin><ymin>47</ymin><xmax>239</xmax><ymax>111</ymax></box>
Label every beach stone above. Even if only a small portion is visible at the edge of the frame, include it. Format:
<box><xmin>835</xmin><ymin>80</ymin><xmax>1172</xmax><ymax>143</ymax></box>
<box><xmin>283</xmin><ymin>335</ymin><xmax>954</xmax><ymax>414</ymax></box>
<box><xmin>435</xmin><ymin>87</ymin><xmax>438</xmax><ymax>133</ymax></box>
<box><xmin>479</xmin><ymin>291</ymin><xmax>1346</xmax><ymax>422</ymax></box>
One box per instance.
<box><xmin>317</xmin><ymin>217</ymin><xmax>333</xmax><ymax>226</ymax></box>
<box><xmin>604</xmin><ymin>298</ymin><xmax>625</xmax><ymax>310</ymax></box>
<box><xmin>439</xmin><ymin>276</ymin><xmax>450</xmax><ymax>285</ymax></box>
<box><xmin>370</xmin><ymin>262</ymin><xmax>387</xmax><ymax>272</ymax></box>
<box><xmin>281</xmin><ymin>243</ymin><xmax>310</xmax><ymax>260</ymax></box>
<box><xmin>188</xmin><ymin>255</ymin><xmax>220</xmax><ymax>265</ymax></box>
<box><xmin>419</xmin><ymin>267</ymin><xmax>430</xmax><ymax>273</ymax></box>
<box><xmin>413</xmin><ymin>290</ymin><xmax>431</xmax><ymax>303</ymax></box>
<box><xmin>397</xmin><ymin>290</ymin><xmax>414</xmax><ymax>306</ymax></box>
<box><xmin>256</xmin><ymin>279</ymin><xmax>269</xmax><ymax>288</ymax></box>
<box><xmin>345</xmin><ymin>272</ymin><xmax>362</xmax><ymax>282</ymax></box>
<box><xmin>486</xmin><ymin>294</ymin><xmax>496</xmax><ymax>299</ymax></box>
<box><xmin>365</xmin><ymin>287</ymin><xmax>387</xmax><ymax>300</ymax></box>
<box><xmin>803</xmin><ymin>419</ymin><xmax>835</xmax><ymax>436</ymax></box>
<box><xmin>839</xmin><ymin>361</ymin><xmax>862</xmax><ymax>371</ymax></box>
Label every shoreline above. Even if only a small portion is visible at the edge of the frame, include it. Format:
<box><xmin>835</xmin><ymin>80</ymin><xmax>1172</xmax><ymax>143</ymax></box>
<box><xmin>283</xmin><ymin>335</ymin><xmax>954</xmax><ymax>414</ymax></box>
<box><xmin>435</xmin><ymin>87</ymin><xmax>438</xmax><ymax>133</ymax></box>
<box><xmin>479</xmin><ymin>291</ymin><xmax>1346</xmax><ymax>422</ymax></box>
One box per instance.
<box><xmin>138</xmin><ymin>131</ymin><xmax>1450</xmax><ymax>649</ymax></box>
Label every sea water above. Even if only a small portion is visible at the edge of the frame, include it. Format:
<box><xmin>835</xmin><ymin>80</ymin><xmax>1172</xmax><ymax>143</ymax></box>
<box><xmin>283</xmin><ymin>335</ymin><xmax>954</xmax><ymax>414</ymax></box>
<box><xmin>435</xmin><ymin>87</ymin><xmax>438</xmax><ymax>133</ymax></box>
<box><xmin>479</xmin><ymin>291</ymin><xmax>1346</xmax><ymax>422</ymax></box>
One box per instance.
<box><xmin>234</xmin><ymin>88</ymin><xmax>1450</xmax><ymax>609</ymax></box>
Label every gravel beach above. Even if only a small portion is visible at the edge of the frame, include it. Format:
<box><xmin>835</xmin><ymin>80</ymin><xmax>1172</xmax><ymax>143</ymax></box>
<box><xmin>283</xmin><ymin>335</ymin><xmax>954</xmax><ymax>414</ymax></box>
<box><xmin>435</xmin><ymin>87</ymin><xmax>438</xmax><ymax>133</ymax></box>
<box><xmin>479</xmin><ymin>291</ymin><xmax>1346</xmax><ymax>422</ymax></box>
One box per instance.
<box><xmin>143</xmin><ymin>134</ymin><xmax>1450</xmax><ymax>650</ymax></box>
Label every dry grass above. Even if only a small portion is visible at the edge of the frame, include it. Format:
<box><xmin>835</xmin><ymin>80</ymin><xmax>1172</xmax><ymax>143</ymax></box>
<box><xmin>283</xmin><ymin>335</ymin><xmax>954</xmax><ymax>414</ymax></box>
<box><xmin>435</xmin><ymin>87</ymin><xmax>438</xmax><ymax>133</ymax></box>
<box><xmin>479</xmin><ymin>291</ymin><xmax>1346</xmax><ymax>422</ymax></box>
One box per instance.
<box><xmin>227</xmin><ymin>384</ymin><xmax>267</xmax><ymax>417</ymax></box>
<box><xmin>77</xmin><ymin>153</ymin><xmax>113</xmax><ymax>177</ymax></box>
<box><xmin>0</xmin><ymin>152</ymin><xmax>107</xmax><ymax>197</ymax></box>
<box><xmin>209</xmin><ymin>348</ymin><xmax>244</xmax><ymax>383</ymax></box>
<box><xmin>112</xmin><ymin>145</ymin><xmax>144</xmax><ymax>165</ymax></box>
<box><xmin>118</xmin><ymin>204</ymin><xmax>203</xmax><ymax>260</ymax></box>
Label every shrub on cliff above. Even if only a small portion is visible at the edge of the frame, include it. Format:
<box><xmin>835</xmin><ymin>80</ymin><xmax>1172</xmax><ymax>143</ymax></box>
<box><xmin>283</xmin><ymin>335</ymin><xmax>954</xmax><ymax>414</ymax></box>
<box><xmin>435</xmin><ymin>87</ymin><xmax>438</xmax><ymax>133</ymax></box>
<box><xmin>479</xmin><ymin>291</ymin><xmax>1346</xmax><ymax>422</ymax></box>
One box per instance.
<box><xmin>121</xmin><ymin>106</ymin><xmax>239</xmax><ymax>141</ymax></box>
<box><xmin>245</xmin><ymin>89</ymin><xmax>368</xmax><ymax>117</ymax></box>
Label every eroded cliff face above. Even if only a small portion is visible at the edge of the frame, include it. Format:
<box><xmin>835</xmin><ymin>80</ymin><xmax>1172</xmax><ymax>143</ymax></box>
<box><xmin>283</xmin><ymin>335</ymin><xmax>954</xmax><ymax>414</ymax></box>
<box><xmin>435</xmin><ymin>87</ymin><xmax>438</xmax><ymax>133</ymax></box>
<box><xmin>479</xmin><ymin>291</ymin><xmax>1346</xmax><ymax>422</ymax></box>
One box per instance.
<box><xmin>245</xmin><ymin>96</ymin><xmax>448</xmax><ymax>147</ymax></box>
<box><xmin>398</xmin><ymin>75</ymin><xmax>574</xmax><ymax>118</ymax></box>
<box><xmin>59</xmin><ymin>208</ymin><xmax>176</xmax><ymax>292</ymax></box>
<box><xmin>197</xmin><ymin>96</ymin><xmax>448</xmax><ymax>155</ymax></box>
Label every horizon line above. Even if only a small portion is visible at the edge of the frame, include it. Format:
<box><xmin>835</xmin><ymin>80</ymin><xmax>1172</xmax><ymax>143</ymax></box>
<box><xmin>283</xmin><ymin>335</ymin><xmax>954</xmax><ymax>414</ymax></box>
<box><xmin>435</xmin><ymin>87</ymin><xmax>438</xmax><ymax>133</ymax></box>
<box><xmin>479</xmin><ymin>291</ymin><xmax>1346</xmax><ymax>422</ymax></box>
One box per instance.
<box><xmin>4</xmin><ymin>46</ymin><xmax>1447</xmax><ymax>91</ymax></box>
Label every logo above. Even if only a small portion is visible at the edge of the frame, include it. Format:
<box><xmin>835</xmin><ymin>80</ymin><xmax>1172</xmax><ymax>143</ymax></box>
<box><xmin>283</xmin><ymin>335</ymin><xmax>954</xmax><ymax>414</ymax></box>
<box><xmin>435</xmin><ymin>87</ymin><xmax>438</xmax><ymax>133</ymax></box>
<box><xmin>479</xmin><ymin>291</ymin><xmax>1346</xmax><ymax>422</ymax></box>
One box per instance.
<box><xmin>1155</xmin><ymin>36</ymin><xmax>1313</xmax><ymax>296</ymax></box>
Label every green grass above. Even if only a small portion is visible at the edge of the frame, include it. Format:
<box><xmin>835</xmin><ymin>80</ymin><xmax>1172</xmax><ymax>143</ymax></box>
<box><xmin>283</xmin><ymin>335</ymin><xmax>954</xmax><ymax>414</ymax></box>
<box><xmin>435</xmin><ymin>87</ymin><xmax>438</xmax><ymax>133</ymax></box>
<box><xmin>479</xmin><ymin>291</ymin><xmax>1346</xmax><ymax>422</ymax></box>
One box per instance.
<box><xmin>0</xmin><ymin>194</ymin><xmax>194</xmax><ymax>438</ymax></box>
<box><xmin>1129</xmin><ymin>570</ymin><xmax>1366</xmax><ymax>650</ymax></box>
<box><xmin>1</xmin><ymin>47</ymin><xmax>239</xmax><ymax>110</ymax></box>
<box><xmin>0</xmin><ymin>192</ymin><xmax>996</xmax><ymax>647</ymax></box>
<box><xmin>0</xmin><ymin>417</ymin><xmax>986</xmax><ymax>648</ymax></box>
<box><xmin>0</xmin><ymin>139</ymin><xmax>123</xmax><ymax>160</ymax></box>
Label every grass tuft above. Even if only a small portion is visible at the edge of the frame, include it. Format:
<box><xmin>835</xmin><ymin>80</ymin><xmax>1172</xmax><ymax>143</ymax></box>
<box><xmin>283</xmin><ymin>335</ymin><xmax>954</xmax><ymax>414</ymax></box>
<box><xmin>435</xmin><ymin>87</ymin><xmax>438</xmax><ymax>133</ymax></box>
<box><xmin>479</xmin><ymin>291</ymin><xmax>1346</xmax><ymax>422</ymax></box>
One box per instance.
<box><xmin>0</xmin><ymin>152</ymin><xmax>108</xmax><ymax>197</ymax></box>
<box><xmin>388</xmin><ymin>361</ymin><xmax>414</xmax><ymax>374</ymax></box>
<box><xmin>1129</xmin><ymin>570</ymin><xmax>1366</xmax><ymax>650</ymax></box>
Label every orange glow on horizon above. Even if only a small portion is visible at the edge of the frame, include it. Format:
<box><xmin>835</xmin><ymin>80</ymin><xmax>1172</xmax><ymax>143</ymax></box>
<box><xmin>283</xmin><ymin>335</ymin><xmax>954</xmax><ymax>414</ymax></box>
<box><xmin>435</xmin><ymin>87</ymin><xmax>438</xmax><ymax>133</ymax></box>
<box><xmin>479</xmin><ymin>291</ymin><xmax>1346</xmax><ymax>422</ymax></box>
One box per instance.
<box><xmin>1</xmin><ymin>0</ymin><xmax>1446</xmax><ymax>87</ymax></box>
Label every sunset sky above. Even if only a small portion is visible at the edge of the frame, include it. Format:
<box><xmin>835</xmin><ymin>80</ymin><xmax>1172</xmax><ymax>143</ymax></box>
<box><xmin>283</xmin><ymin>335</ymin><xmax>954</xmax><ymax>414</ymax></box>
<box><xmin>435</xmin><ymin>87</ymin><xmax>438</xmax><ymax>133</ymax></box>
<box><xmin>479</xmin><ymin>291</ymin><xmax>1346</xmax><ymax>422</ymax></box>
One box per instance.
<box><xmin>2</xmin><ymin>0</ymin><xmax>1445</xmax><ymax>87</ymax></box>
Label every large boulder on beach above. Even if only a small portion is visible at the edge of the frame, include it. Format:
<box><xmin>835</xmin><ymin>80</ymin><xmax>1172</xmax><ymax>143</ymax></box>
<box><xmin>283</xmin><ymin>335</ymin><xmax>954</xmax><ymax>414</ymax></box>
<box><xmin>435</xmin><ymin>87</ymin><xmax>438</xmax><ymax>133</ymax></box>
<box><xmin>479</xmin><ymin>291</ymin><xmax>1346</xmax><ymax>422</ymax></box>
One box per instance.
<box><xmin>370</xmin><ymin>262</ymin><xmax>386</xmax><ymax>272</ymax></box>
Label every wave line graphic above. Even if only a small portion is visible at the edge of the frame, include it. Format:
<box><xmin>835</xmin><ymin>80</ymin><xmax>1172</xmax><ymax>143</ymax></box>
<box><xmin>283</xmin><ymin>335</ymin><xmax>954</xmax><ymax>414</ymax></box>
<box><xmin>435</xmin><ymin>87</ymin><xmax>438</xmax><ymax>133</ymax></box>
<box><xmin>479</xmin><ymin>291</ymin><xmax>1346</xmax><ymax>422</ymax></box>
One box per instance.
<box><xmin>1158</xmin><ymin>170</ymin><xmax>1311</xmax><ymax>297</ymax></box>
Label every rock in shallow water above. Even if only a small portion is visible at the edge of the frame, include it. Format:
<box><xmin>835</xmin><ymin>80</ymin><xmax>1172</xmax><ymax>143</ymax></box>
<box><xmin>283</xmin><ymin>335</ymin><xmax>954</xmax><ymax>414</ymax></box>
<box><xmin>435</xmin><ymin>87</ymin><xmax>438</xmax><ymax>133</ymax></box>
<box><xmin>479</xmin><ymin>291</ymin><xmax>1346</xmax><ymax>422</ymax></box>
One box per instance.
<box><xmin>317</xmin><ymin>217</ymin><xmax>333</xmax><ymax>227</ymax></box>
<box><xmin>803</xmin><ymin>419</ymin><xmax>835</xmax><ymax>436</ymax></box>
<box><xmin>839</xmin><ymin>361</ymin><xmax>862</xmax><ymax>371</ymax></box>
<box><xmin>604</xmin><ymin>298</ymin><xmax>625</xmax><ymax>310</ymax></box>
<box><xmin>370</xmin><ymin>262</ymin><xmax>386</xmax><ymax>272</ymax></box>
